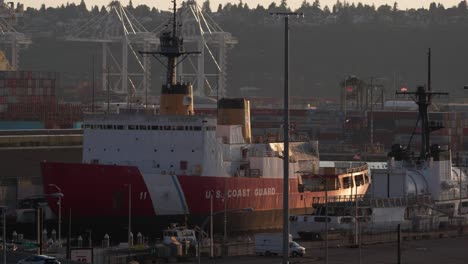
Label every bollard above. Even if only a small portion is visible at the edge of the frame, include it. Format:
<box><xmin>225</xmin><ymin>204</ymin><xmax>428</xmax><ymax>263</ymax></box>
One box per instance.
<box><xmin>77</xmin><ymin>235</ymin><xmax>83</xmax><ymax>247</ymax></box>
<box><xmin>103</xmin><ymin>234</ymin><xmax>110</xmax><ymax>248</ymax></box>
<box><xmin>129</xmin><ymin>232</ymin><xmax>134</xmax><ymax>247</ymax></box>
<box><xmin>51</xmin><ymin>229</ymin><xmax>57</xmax><ymax>241</ymax></box>
<box><xmin>12</xmin><ymin>231</ymin><xmax>18</xmax><ymax>242</ymax></box>
<box><xmin>136</xmin><ymin>232</ymin><xmax>143</xmax><ymax>245</ymax></box>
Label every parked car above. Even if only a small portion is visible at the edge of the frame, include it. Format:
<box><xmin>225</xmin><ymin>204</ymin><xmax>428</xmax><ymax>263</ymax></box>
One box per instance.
<box><xmin>0</xmin><ymin>243</ymin><xmax>18</xmax><ymax>251</ymax></box>
<box><xmin>17</xmin><ymin>255</ymin><xmax>60</xmax><ymax>264</ymax></box>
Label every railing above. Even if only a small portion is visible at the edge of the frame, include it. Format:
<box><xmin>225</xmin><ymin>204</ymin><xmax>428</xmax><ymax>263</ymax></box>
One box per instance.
<box><xmin>310</xmin><ymin>195</ymin><xmax>433</xmax><ymax>208</ymax></box>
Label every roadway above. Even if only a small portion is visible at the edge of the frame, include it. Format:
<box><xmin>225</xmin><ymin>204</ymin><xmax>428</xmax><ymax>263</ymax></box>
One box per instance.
<box><xmin>1</xmin><ymin>236</ymin><xmax>466</xmax><ymax>264</ymax></box>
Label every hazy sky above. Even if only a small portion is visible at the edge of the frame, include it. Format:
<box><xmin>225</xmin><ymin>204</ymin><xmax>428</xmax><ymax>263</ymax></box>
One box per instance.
<box><xmin>18</xmin><ymin>1</ymin><xmax>467</xmax><ymax>11</ymax></box>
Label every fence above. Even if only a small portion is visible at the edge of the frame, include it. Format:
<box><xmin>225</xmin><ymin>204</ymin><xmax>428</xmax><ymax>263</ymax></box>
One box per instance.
<box><xmin>298</xmin><ymin>217</ymin><xmax>468</xmax><ymax>250</ymax></box>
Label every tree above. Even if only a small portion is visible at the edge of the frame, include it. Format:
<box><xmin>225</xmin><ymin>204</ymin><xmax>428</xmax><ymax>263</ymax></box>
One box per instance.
<box><xmin>333</xmin><ymin>0</ymin><xmax>342</xmax><ymax>14</ymax></box>
<box><xmin>280</xmin><ymin>0</ymin><xmax>288</xmax><ymax>7</ymax></box>
<box><xmin>78</xmin><ymin>0</ymin><xmax>87</xmax><ymax>14</ymax></box>
<box><xmin>91</xmin><ymin>5</ymin><xmax>99</xmax><ymax>15</ymax></box>
<box><xmin>217</xmin><ymin>3</ymin><xmax>222</xmax><ymax>13</ymax></box>
<box><xmin>267</xmin><ymin>2</ymin><xmax>277</xmax><ymax>12</ymax></box>
<box><xmin>312</xmin><ymin>0</ymin><xmax>320</xmax><ymax>10</ymax></box>
<box><xmin>458</xmin><ymin>0</ymin><xmax>467</xmax><ymax>14</ymax></box>
<box><xmin>79</xmin><ymin>0</ymin><xmax>87</xmax><ymax>10</ymax></box>
<box><xmin>127</xmin><ymin>0</ymin><xmax>134</xmax><ymax>11</ymax></box>
<box><xmin>100</xmin><ymin>5</ymin><xmax>107</xmax><ymax>14</ymax></box>
<box><xmin>300</xmin><ymin>0</ymin><xmax>310</xmax><ymax>9</ymax></box>
<box><xmin>202</xmin><ymin>0</ymin><xmax>212</xmax><ymax>13</ymax></box>
<box><xmin>392</xmin><ymin>2</ymin><xmax>398</xmax><ymax>12</ymax></box>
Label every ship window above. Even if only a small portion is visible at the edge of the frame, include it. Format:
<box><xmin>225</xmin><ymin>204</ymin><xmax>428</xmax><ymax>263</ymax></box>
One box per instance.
<box><xmin>107</xmin><ymin>125</ymin><xmax>113</xmax><ymax>129</ymax></box>
<box><xmin>340</xmin><ymin>217</ymin><xmax>353</xmax><ymax>224</ymax></box>
<box><xmin>151</xmin><ymin>126</ymin><xmax>159</xmax><ymax>130</ymax></box>
<box><xmin>164</xmin><ymin>126</ymin><xmax>171</xmax><ymax>130</ymax></box>
<box><xmin>128</xmin><ymin>125</ymin><xmax>136</xmax><ymax>130</ymax></box>
<box><xmin>342</xmin><ymin>177</ymin><xmax>351</xmax><ymax>189</ymax></box>
<box><xmin>97</xmin><ymin>125</ymin><xmax>103</xmax><ymax>129</ymax></box>
<box><xmin>364</xmin><ymin>173</ymin><xmax>369</xmax><ymax>183</ymax></box>
<box><xmin>117</xmin><ymin>125</ymin><xmax>124</xmax><ymax>130</ymax></box>
<box><xmin>139</xmin><ymin>125</ymin><xmax>147</xmax><ymax>130</ymax></box>
<box><xmin>180</xmin><ymin>161</ymin><xmax>188</xmax><ymax>170</ymax></box>
<box><xmin>355</xmin><ymin>174</ymin><xmax>364</xmax><ymax>186</ymax></box>
<box><xmin>193</xmin><ymin>126</ymin><xmax>202</xmax><ymax>131</ymax></box>
<box><xmin>176</xmin><ymin>126</ymin><xmax>184</xmax><ymax>130</ymax></box>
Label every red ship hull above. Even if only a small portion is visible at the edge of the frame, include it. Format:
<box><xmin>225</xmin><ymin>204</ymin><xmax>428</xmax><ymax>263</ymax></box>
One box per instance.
<box><xmin>41</xmin><ymin>162</ymin><xmax>368</xmax><ymax>236</ymax></box>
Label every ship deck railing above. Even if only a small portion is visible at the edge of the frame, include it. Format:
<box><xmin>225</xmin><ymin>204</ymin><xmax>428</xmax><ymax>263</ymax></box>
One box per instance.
<box><xmin>311</xmin><ymin>195</ymin><xmax>433</xmax><ymax>208</ymax></box>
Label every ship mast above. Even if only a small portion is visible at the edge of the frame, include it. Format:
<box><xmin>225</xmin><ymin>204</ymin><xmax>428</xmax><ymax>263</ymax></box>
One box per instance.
<box><xmin>396</xmin><ymin>50</ymin><xmax>447</xmax><ymax>160</ymax></box>
<box><xmin>139</xmin><ymin>0</ymin><xmax>200</xmax><ymax>115</ymax></box>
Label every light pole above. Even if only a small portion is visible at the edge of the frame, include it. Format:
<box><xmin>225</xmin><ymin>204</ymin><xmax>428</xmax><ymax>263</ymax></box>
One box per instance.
<box><xmin>48</xmin><ymin>184</ymin><xmax>63</xmax><ymax>248</ymax></box>
<box><xmin>0</xmin><ymin>206</ymin><xmax>6</xmax><ymax>264</ymax></box>
<box><xmin>210</xmin><ymin>191</ymin><xmax>213</xmax><ymax>259</ymax></box>
<box><xmin>223</xmin><ymin>184</ymin><xmax>227</xmax><ymax>257</ymax></box>
<box><xmin>325</xmin><ymin>176</ymin><xmax>329</xmax><ymax>264</ymax></box>
<box><xmin>269</xmin><ymin>11</ymin><xmax>303</xmax><ymax>264</ymax></box>
<box><xmin>125</xmin><ymin>184</ymin><xmax>132</xmax><ymax>248</ymax></box>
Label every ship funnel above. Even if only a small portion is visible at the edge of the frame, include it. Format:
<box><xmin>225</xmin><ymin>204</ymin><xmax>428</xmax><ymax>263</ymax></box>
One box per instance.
<box><xmin>217</xmin><ymin>98</ymin><xmax>252</xmax><ymax>143</ymax></box>
<box><xmin>160</xmin><ymin>83</ymin><xmax>194</xmax><ymax>115</ymax></box>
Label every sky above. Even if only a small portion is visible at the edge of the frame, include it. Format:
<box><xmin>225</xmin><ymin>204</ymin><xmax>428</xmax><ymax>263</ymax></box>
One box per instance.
<box><xmin>17</xmin><ymin>1</ymin><xmax>468</xmax><ymax>11</ymax></box>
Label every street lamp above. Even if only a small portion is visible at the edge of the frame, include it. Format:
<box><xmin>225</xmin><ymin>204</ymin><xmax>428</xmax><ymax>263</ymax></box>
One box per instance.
<box><xmin>124</xmin><ymin>184</ymin><xmax>132</xmax><ymax>248</ymax></box>
<box><xmin>48</xmin><ymin>184</ymin><xmax>63</xmax><ymax>248</ymax></box>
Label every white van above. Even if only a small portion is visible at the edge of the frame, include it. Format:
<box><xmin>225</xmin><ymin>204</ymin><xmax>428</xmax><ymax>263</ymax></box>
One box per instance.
<box><xmin>254</xmin><ymin>233</ymin><xmax>305</xmax><ymax>257</ymax></box>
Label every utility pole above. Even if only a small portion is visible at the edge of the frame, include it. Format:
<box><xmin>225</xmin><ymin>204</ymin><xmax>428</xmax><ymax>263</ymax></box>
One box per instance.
<box><xmin>269</xmin><ymin>12</ymin><xmax>303</xmax><ymax>264</ymax></box>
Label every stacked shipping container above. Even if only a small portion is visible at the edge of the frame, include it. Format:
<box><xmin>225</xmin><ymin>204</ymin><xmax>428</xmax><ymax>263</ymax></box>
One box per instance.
<box><xmin>0</xmin><ymin>71</ymin><xmax>83</xmax><ymax>129</ymax></box>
